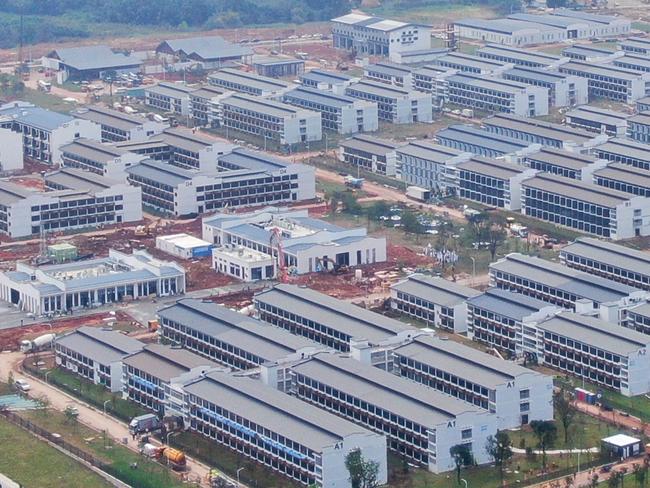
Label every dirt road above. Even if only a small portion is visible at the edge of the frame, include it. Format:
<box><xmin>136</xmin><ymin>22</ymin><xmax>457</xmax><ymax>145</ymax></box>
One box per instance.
<box><xmin>0</xmin><ymin>351</ymin><xmax>230</xmax><ymax>488</ymax></box>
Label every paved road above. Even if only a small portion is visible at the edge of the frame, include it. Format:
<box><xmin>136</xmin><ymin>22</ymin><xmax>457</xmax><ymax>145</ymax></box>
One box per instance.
<box><xmin>0</xmin><ymin>351</ymin><xmax>246</xmax><ymax>488</ymax></box>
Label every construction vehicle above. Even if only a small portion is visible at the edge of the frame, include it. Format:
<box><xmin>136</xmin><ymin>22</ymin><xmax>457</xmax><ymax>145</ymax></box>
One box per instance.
<box><xmin>344</xmin><ymin>176</ymin><xmax>364</xmax><ymax>189</ymax></box>
<box><xmin>147</xmin><ymin>319</ymin><xmax>159</xmax><ymax>332</ymax></box>
<box><xmin>269</xmin><ymin>227</ymin><xmax>288</xmax><ymax>283</ymax></box>
<box><xmin>141</xmin><ymin>444</ymin><xmax>187</xmax><ymax>470</ymax></box>
<box><xmin>316</xmin><ymin>256</ymin><xmax>348</xmax><ymax>274</ymax></box>
<box><xmin>20</xmin><ymin>333</ymin><xmax>56</xmax><ymax>353</ymax></box>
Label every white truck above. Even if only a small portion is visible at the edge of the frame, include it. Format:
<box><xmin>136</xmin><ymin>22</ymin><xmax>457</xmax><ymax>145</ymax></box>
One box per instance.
<box><xmin>129</xmin><ymin>413</ymin><xmax>162</xmax><ymax>435</ymax></box>
<box><xmin>20</xmin><ymin>333</ymin><xmax>56</xmax><ymax>353</ymax></box>
<box><xmin>406</xmin><ymin>186</ymin><xmax>431</xmax><ymax>202</ymax></box>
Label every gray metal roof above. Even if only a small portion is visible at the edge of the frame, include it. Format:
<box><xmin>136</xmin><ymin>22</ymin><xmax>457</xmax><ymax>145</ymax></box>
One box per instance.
<box><xmin>161</xmin><ymin>128</ymin><xmax>225</xmax><ymax>153</ymax></box>
<box><xmin>391</xmin><ymin>274</ymin><xmax>480</xmax><ymax>306</ymax></box>
<box><xmin>158</xmin><ymin>36</ymin><xmax>252</xmax><ymax>61</ymax></box>
<box><xmin>525</xmin><ymin>147</ymin><xmax>597</xmax><ymax>171</ymax></box>
<box><xmin>508</xmin><ymin>12</ymin><xmax>588</xmax><ymax>28</ymax></box>
<box><xmin>567</xmin><ymin>105</ymin><xmax>629</xmax><ymax>127</ymax></box>
<box><xmin>55</xmin><ymin>326</ymin><xmax>143</xmax><ymax>365</ymax></box>
<box><xmin>504</xmin><ymin>66</ymin><xmax>569</xmax><ymax>84</ymax></box>
<box><xmin>560</xmin><ymin>61</ymin><xmax>643</xmax><ymax>81</ymax></box>
<box><xmin>346</xmin><ymin>80</ymin><xmax>416</xmax><ymax>98</ymax></box>
<box><xmin>45</xmin><ymin>167</ymin><xmax>114</xmax><ymax>193</ymax></box>
<box><xmin>48</xmin><ymin>45</ymin><xmax>141</xmax><ymax>71</ymax></box>
<box><xmin>365</xmin><ymin>62</ymin><xmax>413</xmax><ymax>77</ymax></box>
<box><xmin>146</xmin><ymin>82</ymin><xmax>197</xmax><ymax>98</ymax></box>
<box><xmin>553</xmin><ymin>8</ymin><xmax>623</xmax><ymax>24</ymax></box>
<box><xmin>0</xmin><ymin>180</ymin><xmax>34</xmax><ymax>205</ymax></box>
<box><xmin>595</xmin><ymin>138</ymin><xmax>650</xmax><ymax>162</ymax></box>
<box><xmin>190</xmin><ymin>86</ymin><xmax>229</xmax><ymax>100</ymax></box>
<box><xmin>454</xmin><ymin>18</ymin><xmax>564</xmax><ymax>35</ymax></box>
<box><xmin>594</xmin><ymin>162</ymin><xmax>650</xmax><ymax>188</ymax></box>
<box><xmin>292</xmin><ymin>353</ymin><xmax>482</xmax><ymax>427</ymax></box>
<box><xmin>561</xmin><ymin>237</ymin><xmax>650</xmax><ymax>278</ymax></box>
<box><xmin>300</xmin><ymin>69</ymin><xmax>353</xmax><ymax>84</ymax></box>
<box><xmin>72</xmin><ymin>106</ymin><xmax>149</xmax><ymax>131</ymax></box>
<box><xmin>218</xmin><ymin>147</ymin><xmax>288</xmax><ymax>172</ymax></box>
<box><xmin>614</xmin><ymin>55</ymin><xmax>650</xmax><ymax>70</ymax></box>
<box><xmin>490</xmin><ymin>253</ymin><xmax>636</xmax><ymax>304</ymax></box>
<box><xmin>284</xmin><ymin>86</ymin><xmax>360</xmax><ymax>109</ymax></box>
<box><xmin>209</xmin><ymin>68</ymin><xmax>291</xmax><ymax>92</ymax></box>
<box><xmin>628</xmin><ymin>111</ymin><xmax>650</xmax><ymax>125</ymax></box>
<box><xmin>393</xmin><ymin>334</ymin><xmax>543</xmax><ymax>387</ymax></box>
<box><xmin>396</xmin><ymin>140</ymin><xmax>464</xmax><ymax>163</ymax></box>
<box><xmin>126</xmin><ymin>160</ymin><xmax>192</xmax><ymax>187</ymax></box>
<box><xmin>436</xmin><ymin>124</ymin><xmax>529</xmax><ymax>156</ymax></box>
<box><xmin>447</xmin><ymin>73</ymin><xmax>530</xmax><ymax>94</ymax></box>
<box><xmin>456</xmin><ymin>155</ymin><xmax>525</xmax><ymax>180</ymax></box>
<box><xmin>522</xmin><ymin>172</ymin><xmax>633</xmax><ymax>208</ymax></box>
<box><xmin>0</xmin><ymin>105</ymin><xmax>75</xmax><ymax>131</ymax></box>
<box><xmin>434</xmin><ymin>52</ymin><xmax>506</xmax><ymax>71</ymax></box>
<box><xmin>255</xmin><ymin>284</ymin><xmax>412</xmax><ymax>343</ymax></box>
<box><xmin>223</xmin><ymin>93</ymin><xmax>307</xmax><ymax>118</ymax></box>
<box><xmin>483</xmin><ymin>114</ymin><xmax>596</xmax><ymax>145</ymax></box>
<box><xmin>340</xmin><ymin>134</ymin><xmax>401</xmax><ymax>156</ymax></box>
<box><xmin>183</xmin><ymin>370</ymin><xmax>373</xmax><ymax>451</ymax></box>
<box><xmin>467</xmin><ymin>288</ymin><xmax>553</xmax><ymax>321</ymax></box>
<box><xmin>61</xmin><ymin>138</ymin><xmax>128</xmax><ymax>164</ymax></box>
<box><xmin>538</xmin><ymin>311</ymin><xmax>650</xmax><ymax>355</ymax></box>
<box><xmin>158</xmin><ymin>299</ymin><xmax>319</xmax><ymax>363</ymax></box>
<box><xmin>477</xmin><ymin>44</ymin><xmax>561</xmax><ymax>66</ymax></box>
<box><xmin>628</xmin><ymin>301</ymin><xmax>650</xmax><ymax>318</ymax></box>
<box><xmin>123</xmin><ymin>344</ymin><xmax>218</xmax><ymax>382</ymax></box>
<box><xmin>562</xmin><ymin>45</ymin><xmax>616</xmax><ymax>56</ymax></box>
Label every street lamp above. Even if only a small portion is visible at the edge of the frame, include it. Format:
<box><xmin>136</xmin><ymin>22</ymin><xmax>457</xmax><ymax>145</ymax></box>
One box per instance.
<box><xmin>103</xmin><ymin>399</ymin><xmax>110</xmax><ymax>415</ymax></box>
<box><xmin>166</xmin><ymin>430</ymin><xmax>178</xmax><ymax>446</ymax></box>
<box><xmin>237</xmin><ymin>467</ymin><xmax>245</xmax><ymax>486</ymax></box>
<box><xmin>44</xmin><ymin>371</ymin><xmax>51</xmax><ymax>384</ymax></box>
<box><xmin>461</xmin><ymin>479</ymin><xmax>468</xmax><ymax>488</ymax></box>
<box><xmin>470</xmin><ymin>257</ymin><xmax>476</xmax><ymax>282</ymax></box>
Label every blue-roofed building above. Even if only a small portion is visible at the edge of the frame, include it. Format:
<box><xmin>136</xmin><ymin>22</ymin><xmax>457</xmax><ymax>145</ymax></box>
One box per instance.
<box><xmin>0</xmin><ymin>249</ymin><xmax>185</xmax><ymax>315</ymax></box>
<box><xmin>156</xmin><ymin>36</ymin><xmax>253</xmax><ymax>69</ymax></box>
<box><xmin>43</xmin><ymin>45</ymin><xmax>143</xmax><ymax>81</ymax></box>
<box><xmin>203</xmin><ymin>206</ymin><xmax>387</xmax><ymax>280</ymax></box>
<box><xmin>282</xmin><ymin>86</ymin><xmax>378</xmax><ymax>134</ymax></box>
<box><xmin>435</xmin><ymin>124</ymin><xmax>540</xmax><ymax>159</ymax></box>
<box><xmin>0</xmin><ymin>102</ymin><xmax>101</xmax><ymax>164</ymax></box>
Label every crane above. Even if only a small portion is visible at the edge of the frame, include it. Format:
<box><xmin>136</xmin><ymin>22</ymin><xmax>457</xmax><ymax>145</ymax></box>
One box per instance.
<box><xmin>269</xmin><ymin>227</ymin><xmax>288</xmax><ymax>283</ymax></box>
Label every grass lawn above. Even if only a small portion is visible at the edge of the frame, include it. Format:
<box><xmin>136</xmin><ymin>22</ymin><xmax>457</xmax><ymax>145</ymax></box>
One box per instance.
<box><xmin>0</xmin><ymin>416</ymin><xmax>113</xmax><ymax>488</ymax></box>
<box><xmin>21</xmin><ymin>410</ymin><xmax>190</xmax><ymax>488</ymax></box>
<box><xmin>20</xmin><ymin>88</ymin><xmax>80</xmax><ymax>113</ymax></box>
<box><xmin>44</xmin><ymin>367</ymin><xmax>148</xmax><ymax>422</ymax></box>
<box><xmin>376</xmin><ymin>116</ymin><xmax>459</xmax><ymax>142</ymax></box>
<box><xmin>633</xmin><ymin>21</ymin><xmax>650</xmax><ymax>33</ymax></box>
<box><xmin>366</xmin><ymin>3</ymin><xmax>498</xmax><ymax>26</ymax></box>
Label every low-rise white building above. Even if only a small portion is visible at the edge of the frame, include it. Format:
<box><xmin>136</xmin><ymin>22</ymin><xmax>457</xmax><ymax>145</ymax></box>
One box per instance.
<box><xmin>155</xmin><ymin>233</ymin><xmax>213</xmax><ymax>259</ymax></box>
<box><xmin>0</xmin><ymin>128</ymin><xmax>23</xmax><ymax>172</ymax></box>
<box><xmin>203</xmin><ymin>207</ymin><xmax>386</xmax><ymax>280</ymax></box>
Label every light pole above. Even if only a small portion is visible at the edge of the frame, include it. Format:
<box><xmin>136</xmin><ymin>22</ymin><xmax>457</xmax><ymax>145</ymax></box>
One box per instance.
<box><xmin>103</xmin><ymin>399</ymin><xmax>110</xmax><ymax>416</ymax></box>
<box><xmin>237</xmin><ymin>467</ymin><xmax>245</xmax><ymax>486</ymax></box>
<box><xmin>461</xmin><ymin>479</ymin><xmax>468</xmax><ymax>488</ymax></box>
<box><xmin>166</xmin><ymin>431</ymin><xmax>178</xmax><ymax>446</ymax></box>
<box><xmin>44</xmin><ymin>371</ymin><xmax>51</xmax><ymax>383</ymax></box>
<box><xmin>470</xmin><ymin>256</ymin><xmax>476</xmax><ymax>283</ymax></box>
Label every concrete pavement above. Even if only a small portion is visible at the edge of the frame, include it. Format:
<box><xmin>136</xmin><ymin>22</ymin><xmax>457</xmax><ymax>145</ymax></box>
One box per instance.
<box><xmin>0</xmin><ymin>351</ymin><xmax>243</xmax><ymax>488</ymax></box>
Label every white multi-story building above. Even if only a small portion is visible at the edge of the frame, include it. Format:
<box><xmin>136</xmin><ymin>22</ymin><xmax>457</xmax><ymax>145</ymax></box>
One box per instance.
<box><xmin>390</xmin><ymin>333</ymin><xmax>554</xmax><ymax>429</ymax></box>
<box><xmin>282</xmin><ymin>87</ymin><xmax>378</xmax><ymax>135</ymax></box>
<box><xmin>566</xmin><ymin>106</ymin><xmax>629</xmax><ymax>138</ymax></box>
<box><xmin>502</xmin><ymin>67</ymin><xmax>587</xmax><ymax>108</ymax></box>
<box><xmin>331</xmin><ymin>13</ymin><xmax>431</xmax><ymax>59</ymax></box>
<box><xmin>144</xmin><ymin>82</ymin><xmax>196</xmax><ymax>117</ymax></box>
<box><xmin>436</xmin><ymin>124</ymin><xmax>540</xmax><ymax>159</ymax></box>
<box><xmin>266</xmin><ymin>352</ymin><xmax>496</xmax><ymax>474</ymax></box>
<box><xmin>345</xmin><ymin>80</ymin><xmax>433</xmax><ymax>124</ymax></box>
<box><xmin>434</xmin><ymin>52</ymin><xmax>511</xmax><ymax>75</ymax></box>
<box><xmin>72</xmin><ymin>105</ymin><xmax>168</xmax><ymax>143</ymax></box>
<box><xmin>534</xmin><ymin>311</ymin><xmax>650</xmax><ymax>396</ymax></box>
<box><xmin>221</xmin><ymin>93</ymin><xmax>322</xmax><ymax>145</ymax></box>
<box><xmin>521</xmin><ymin>173</ymin><xmax>650</xmax><ymax>239</ymax></box>
<box><xmin>594</xmin><ymin>137</ymin><xmax>650</xmax><ymax>171</ymax></box>
<box><xmin>0</xmin><ymin>102</ymin><xmax>101</xmax><ymax>165</ymax></box>
<box><xmin>411</xmin><ymin>65</ymin><xmax>456</xmax><ymax>109</ymax></box>
<box><xmin>183</xmin><ymin>369</ymin><xmax>388</xmax><ymax>487</ymax></box>
<box><xmin>396</xmin><ymin>140</ymin><xmax>471</xmax><ymax>195</ymax></box>
<box><xmin>489</xmin><ymin>253</ymin><xmax>645</xmax><ymax>316</ymax></box>
<box><xmin>477</xmin><ymin>44</ymin><xmax>566</xmax><ymax>68</ymax></box>
<box><xmin>299</xmin><ymin>69</ymin><xmax>358</xmax><ymax>95</ymax></box>
<box><xmin>208</xmin><ymin>68</ymin><xmax>294</xmax><ymax>97</ymax></box>
<box><xmin>446</xmin><ymin>74</ymin><xmax>549</xmax><ymax>117</ymax></box>
<box><xmin>390</xmin><ymin>274</ymin><xmax>480</xmax><ymax>333</ymax></box>
<box><xmin>60</xmin><ymin>138</ymin><xmax>147</xmax><ymax>182</ymax></box>
<box><xmin>339</xmin><ymin>134</ymin><xmax>401</xmax><ymax>176</ymax></box>
<box><xmin>364</xmin><ymin>62</ymin><xmax>414</xmax><ymax>88</ymax></box>
<box><xmin>0</xmin><ymin>249</ymin><xmax>185</xmax><ymax>315</ymax></box>
<box><xmin>203</xmin><ymin>208</ymin><xmax>385</xmax><ymax>280</ymax></box>
<box><xmin>0</xmin><ymin>169</ymin><xmax>142</xmax><ymax>238</ymax></box>
<box><xmin>523</xmin><ymin>147</ymin><xmax>608</xmax><ymax>181</ymax></box>
<box><xmin>559</xmin><ymin>61</ymin><xmax>650</xmax><ymax>103</ymax></box>
<box><xmin>54</xmin><ymin>326</ymin><xmax>143</xmax><ymax>393</ymax></box>
<box><xmin>454</xmin><ymin>18</ymin><xmax>565</xmax><ymax>46</ymax></box>
<box><xmin>189</xmin><ymin>86</ymin><xmax>234</xmax><ymax>128</ymax></box>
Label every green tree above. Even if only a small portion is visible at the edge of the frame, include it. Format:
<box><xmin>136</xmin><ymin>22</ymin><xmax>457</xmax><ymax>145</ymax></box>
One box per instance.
<box><xmin>366</xmin><ymin>201</ymin><xmax>390</xmax><ymax>222</ymax></box>
<box><xmin>554</xmin><ymin>387</ymin><xmax>576</xmax><ymax>445</ymax></box>
<box><xmin>486</xmin><ymin>216</ymin><xmax>507</xmax><ymax>261</ymax></box>
<box><xmin>401</xmin><ymin>210</ymin><xmax>424</xmax><ymax>235</ymax></box>
<box><xmin>530</xmin><ymin>420</ymin><xmax>557</xmax><ymax>470</ymax></box>
<box><xmin>635</xmin><ymin>460</ymin><xmax>648</xmax><ymax>487</ymax></box>
<box><xmin>608</xmin><ymin>470</ymin><xmax>624</xmax><ymax>488</ymax></box>
<box><xmin>449</xmin><ymin>444</ymin><xmax>474</xmax><ymax>485</ymax></box>
<box><xmin>485</xmin><ymin>431</ymin><xmax>513</xmax><ymax>481</ymax></box>
<box><xmin>345</xmin><ymin>448</ymin><xmax>379</xmax><ymax>488</ymax></box>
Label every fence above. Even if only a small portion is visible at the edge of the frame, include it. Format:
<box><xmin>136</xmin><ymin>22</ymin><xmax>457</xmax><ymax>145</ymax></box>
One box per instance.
<box><xmin>503</xmin><ymin>457</ymin><xmax>605</xmax><ymax>488</ymax></box>
<box><xmin>1</xmin><ymin>409</ymin><xmax>107</xmax><ymax>469</ymax></box>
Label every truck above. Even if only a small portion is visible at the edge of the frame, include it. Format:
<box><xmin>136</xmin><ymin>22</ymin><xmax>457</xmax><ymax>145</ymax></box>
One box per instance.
<box><xmin>37</xmin><ymin>80</ymin><xmax>51</xmax><ymax>92</ymax></box>
<box><xmin>344</xmin><ymin>175</ymin><xmax>364</xmax><ymax>189</ymax></box>
<box><xmin>406</xmin><ymin>186</ymin><xmax>431</xmax><ymax>202</ymax></box>
<box><xmin>510</xmin><ymin>224</ymin><xmax>528</xmax><ymax>238</ymax></box>
<box><xmin>20</xmin><ymin>333</ymin><xmax>56</xmax><ymax>353</ymax></box>
<box><xmin>141</xmin><ymin>443</ymin><xmax>187</xmax><ymax>470</ymax></box>
<box><xmin>129</xmin><ymin>413</ymin><xmax>162</xmax><ymax>435</ymax></box>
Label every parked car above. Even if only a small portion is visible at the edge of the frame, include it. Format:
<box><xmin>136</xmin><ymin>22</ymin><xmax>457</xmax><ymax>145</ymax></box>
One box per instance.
<box><xmin>14</xmin><ymin>379</ymin><xmax>31</xmax><ymax>392</ymax></box>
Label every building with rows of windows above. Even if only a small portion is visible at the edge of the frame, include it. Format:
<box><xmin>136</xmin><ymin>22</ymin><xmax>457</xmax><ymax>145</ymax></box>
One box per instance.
<box><xmin>534</xmin><ymin>311</ymin><xmax>650</xmax><ymax>396</ymax></box>
<box><xmin>54</xmin><ymin>326</ymin><xmax>143</xmax><ymax>393</ymax></box>
<box><xmin>565</xmin><ymin>105</ymin><xmax>629</xmax><ymax>138</ymax></box>
<box><xmin>593</xmin><ymin>163</ymin><xmax>650</xmax><ymax>197</ymax></box>
<box><xmin>183</xmin><ymin>369</ymin><xmax>388</xmax><ymax>487</ymax></box>
<box><xmin>208</xmin><ymin>68</ymin><xmax>294</xmax><ymax>97</ymax></box>
<box><xmin>501</xmin><ymin>66</ymin><xmax>587</xmax><ymax>108</ymax></box>
<box><xmin>520</xmin><ymin>173</ymin><xmax>650</xmax><ymax>239</ymax></box>
<box><xmin>436</xmin><ymin>124</ymin><xmax>539</xmax><ymax>159</ymax></box>
<box><xmin>390</xmin><ymin>274</ymin><xmax>480</xmax><ymax>333</ymax></box>
<box><xmin>477</xmin><ymin>44</ymin><xmax>566</xmax><ymax>68</ymax></box>
<box><xmin>267</xmin><ymin>352</ymin><xmax>497</xmax><ymax>474</ymax></box>
<box><xmin>72</xmin><ymin>105</ymin><xmax>167</xmax><ymax>143</ymax></box>
<box><xmin>559</xmin><ymin>61</ymin><xmax>650</xmax><ymax>103</ymax></box>
<box><xmin>522</xmin><ymin>147</ymin><xmax>608</xmax><ymax>181</ymax></box>
<box><xmin>390</xmin><ymin>334</ymin><xmax>553</xmax><ymax>429</ymax></box>
<box><xmin>338</xmin><ymin>134</ymin><xmax>401</xmax><ymax>176</ymax></box>
<box><xmin>594</xmin><ymin>138</ymin><xmax>650</xmax><ymax>171</ymax></box>
<box><xmin>282</xmin><ymin>87</ymin><xmax>378</xmax><ymax>135</ymax></box>
<box><xmin>60</xmin><ymin>138</ymin><xmax>147</xmax><ymax>182</ymax></box>
<box><xmin>627</xmin><ymin>112</ymin><xmax>650</xmax><ymax>144</ymax></box>
<box><xmin>144</xmin><ymin>82</ymin><xmax>196</xmax><ymax>117</ymax></box>
<box><xmin>560</xmin><ymin>237</ymin><xmax>650</xmax><ymax>292</ymax></box>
